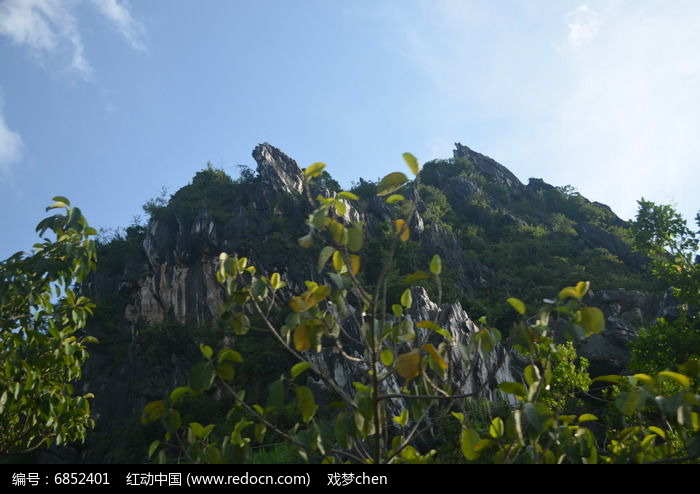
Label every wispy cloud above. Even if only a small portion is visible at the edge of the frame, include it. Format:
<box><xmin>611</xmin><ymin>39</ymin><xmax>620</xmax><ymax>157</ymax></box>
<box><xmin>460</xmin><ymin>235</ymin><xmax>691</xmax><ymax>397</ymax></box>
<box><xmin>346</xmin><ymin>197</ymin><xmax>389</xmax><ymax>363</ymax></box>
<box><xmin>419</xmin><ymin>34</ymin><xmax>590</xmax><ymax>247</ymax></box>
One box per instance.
<box><xmin>90</xmin><ymin>0</ymin><xmax>146</xmax><ymax>52</ymax></box>
<box><xmin>564</xmin><ymin>5</ymin><xmax>601</xmax><ymax>49</ymax></box>
<box><xmin>0</xmin><ymin>0</ymin><xmax>145</xmax><ymax>176</ymax></box>
<box><xmin>0</xmin><ymin>0</ymin><xmax>91</xmax><ymax>76</ymax></box>
<box><xmin>0</xmin><ymin>0</ymin><xmax>145</xmax><ymax>78</ymax></box>
<box><xmin>0</xmin><ymin>99</ymin><xmax>22</xmax><ymax>176</ymax></box>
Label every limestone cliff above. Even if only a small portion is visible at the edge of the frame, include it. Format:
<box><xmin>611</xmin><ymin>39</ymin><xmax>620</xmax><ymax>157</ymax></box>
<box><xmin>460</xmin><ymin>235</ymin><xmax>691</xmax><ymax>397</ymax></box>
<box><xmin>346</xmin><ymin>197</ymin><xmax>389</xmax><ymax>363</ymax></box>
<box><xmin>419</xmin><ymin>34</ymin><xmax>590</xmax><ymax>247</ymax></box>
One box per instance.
<box><xmin>79</xmin><ymin>142</ymin><xmax>663</xmax><ymax>462</ymax></box>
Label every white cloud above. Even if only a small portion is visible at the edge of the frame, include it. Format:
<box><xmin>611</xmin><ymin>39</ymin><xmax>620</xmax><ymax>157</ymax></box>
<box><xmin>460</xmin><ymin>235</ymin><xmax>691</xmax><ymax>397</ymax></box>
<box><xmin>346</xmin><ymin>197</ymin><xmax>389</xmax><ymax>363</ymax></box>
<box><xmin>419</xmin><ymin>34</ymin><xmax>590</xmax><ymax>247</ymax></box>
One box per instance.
<box><xmin>564</xmin><ymin>5</ymin><xmax>601</xmax><ymax>49</ymax></box>
<box><xmin>0</xmin><ymin>0</ymin><xmax>145</xmax><ymax>77</ymax></box>
<box><xmin>0</xmin><ymin>0</ymin><xmax>91</xmax><ymax>76</ymax></box>
<box><xmin>552</xmin><ymin>2</ymin><xmax>700</xmax><ymax>221</ymax></box>
<box><xmin>90</xmin><ymin>0</ymin><xmax>146</xmax><ymax>52</ymax></box>
<box><xmin>0</xmin><ymin>106</ymin><xmax>22</xmax><ymax>176</ymax></box>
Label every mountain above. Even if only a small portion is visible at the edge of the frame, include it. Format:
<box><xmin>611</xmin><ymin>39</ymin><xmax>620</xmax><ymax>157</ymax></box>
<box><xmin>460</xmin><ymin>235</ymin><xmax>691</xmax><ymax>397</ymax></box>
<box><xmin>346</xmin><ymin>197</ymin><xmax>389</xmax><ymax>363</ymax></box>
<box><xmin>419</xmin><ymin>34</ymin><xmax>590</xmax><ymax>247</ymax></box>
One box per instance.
<box><xmin>76</xmin><ymin>142</ymin><xmax>664</xmax><ymax>462</ymax></box>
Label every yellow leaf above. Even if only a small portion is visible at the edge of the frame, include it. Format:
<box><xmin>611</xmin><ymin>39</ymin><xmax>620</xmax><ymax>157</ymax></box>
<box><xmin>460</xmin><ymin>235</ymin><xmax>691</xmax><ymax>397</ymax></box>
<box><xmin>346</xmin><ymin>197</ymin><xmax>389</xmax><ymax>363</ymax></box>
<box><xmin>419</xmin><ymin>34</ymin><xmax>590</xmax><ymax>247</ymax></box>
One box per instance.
<box><xmin>304</xmin><ymin>162</ymin><xmax>326</xmax><ymax>178</ymax></box>
<box><xmin>290</xmin><ymin>295</ymin><xmax>311</xmax><ymax>312</ymax></box>
<box><xmin>422</xmin><ymin>343</ymin><xmax>447</xmax><ymax>371</ymax></box>
<box><xmin>403</xmin><ymin>152</ymin><xmax>420</xmax><ymax>175</ymax></box>
<box><xmin>395</xmin><ymin>219</ymin><xmax>409</xmax><ymax>242</ymax></box>
<box><xmin>332</xmin><ymin>250</ymin><xmax>346</xmax><ymax>273</ymax></box>
<box><xmin>349</xmin><ymin>255</ymin><xmax>361</xmax><ymax>275</ymax></box>
<box><xmin>298</xmin><ymin>233</ymin><xmax>313</xmax><ymax>249</ymax></box>
<box><xmin>396</xmin><ymin>350</ymin><xmax>421</xmax><ymax>380</ymax></box>
<box><xmin>293</xmin><ymin>324</ymin><xmax>312</xmax><ymax>352</ymax></box>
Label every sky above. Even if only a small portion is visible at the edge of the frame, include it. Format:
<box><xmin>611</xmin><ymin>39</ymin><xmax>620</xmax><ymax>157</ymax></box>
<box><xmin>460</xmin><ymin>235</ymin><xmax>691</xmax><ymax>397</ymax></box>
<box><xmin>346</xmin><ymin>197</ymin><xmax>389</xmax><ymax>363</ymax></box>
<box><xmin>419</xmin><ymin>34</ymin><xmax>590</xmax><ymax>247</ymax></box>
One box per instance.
<box><xmin>0</xmin><ymin>0</ymin><xmax>698</xmax><ymax>258</ymax></box>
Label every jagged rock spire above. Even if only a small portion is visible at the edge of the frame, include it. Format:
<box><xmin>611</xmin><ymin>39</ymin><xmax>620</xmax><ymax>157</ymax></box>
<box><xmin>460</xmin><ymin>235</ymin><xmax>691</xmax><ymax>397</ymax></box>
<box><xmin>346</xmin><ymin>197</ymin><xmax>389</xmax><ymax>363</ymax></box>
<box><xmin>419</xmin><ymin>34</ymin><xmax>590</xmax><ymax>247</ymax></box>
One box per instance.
<box><xmin>454</xmin><ymin>143</ymin><xmax>525</xmax><ymax>193</ymax></box>
<box><xmin>252</xmin><ymin>143</ymin><xmax>304</xmax><ymax>195</ymax></box>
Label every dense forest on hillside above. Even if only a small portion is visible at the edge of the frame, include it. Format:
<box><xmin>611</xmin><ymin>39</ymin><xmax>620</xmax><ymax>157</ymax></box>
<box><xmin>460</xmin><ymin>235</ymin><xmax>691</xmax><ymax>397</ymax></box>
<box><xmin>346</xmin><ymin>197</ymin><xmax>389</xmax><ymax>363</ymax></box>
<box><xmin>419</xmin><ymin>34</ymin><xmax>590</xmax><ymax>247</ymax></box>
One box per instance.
<box><xmin>1</xmin><ymin>144</ymin><xmax>698</xmax><ymax>464</ymax></box>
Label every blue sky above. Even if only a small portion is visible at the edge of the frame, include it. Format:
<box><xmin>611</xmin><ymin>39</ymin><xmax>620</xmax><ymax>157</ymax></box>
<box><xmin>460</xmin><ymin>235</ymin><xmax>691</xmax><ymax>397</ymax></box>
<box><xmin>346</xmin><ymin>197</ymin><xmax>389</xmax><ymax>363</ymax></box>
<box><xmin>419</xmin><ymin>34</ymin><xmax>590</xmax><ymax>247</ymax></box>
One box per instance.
<box><xmin>1</xmin><ymin>0</ymin><xmax>698</xmax><ymax>258</ymax></box>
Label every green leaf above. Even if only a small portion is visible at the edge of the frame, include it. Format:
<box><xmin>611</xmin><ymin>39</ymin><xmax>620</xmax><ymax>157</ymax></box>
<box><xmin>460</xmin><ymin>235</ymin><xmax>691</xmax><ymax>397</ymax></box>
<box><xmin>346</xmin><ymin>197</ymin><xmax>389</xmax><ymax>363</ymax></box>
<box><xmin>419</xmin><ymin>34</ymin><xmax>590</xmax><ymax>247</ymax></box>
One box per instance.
<box><xmin>506</xmin><ymin>297</ymin><xmax>526</xmax><ymax>316</ymax></box>
<box><xmin>403</xmin><ymin>152</ymin><xmax>420</xmax><ymax>175</ymax></box>
<box><xmin>615</xmin><ymin>390</ymin><xmax>646</xmax><ymax>416</ymax></box>
<box><xmin>216</xmin><ymin>363</ymin><xmax>235</xmax><ymax>380</ymax></box>
<box><xmin>393</xmin><ymin>409</ymin><xmax>409</xmax><ymax>426</ymax></box>
<box><xmin>377</xmin><ymin>172</ymin><xmax>409</xmax><ymax>197</ymax></box>
<box><xmin>218</xmin><ymin>349</ymin><xmax>244</xmax><ymax>363</ymax></box>
<box><xmin>347</xmin><ymin>222</ymin><xmax>364</xmax><ymax>252</ymax></box>
<box><xmin>593</xmin><ymin>374</ymin><xmax>626</xmax><ymax>384</ymax></box>
<box><xmin>337</xmin><ymin>191</ymin><xmax>359</xmax><ymax>201</ymax></box>
<box><xmin>391</xmin><ymin>304</ymin><xmax>404</xmax><ymax>317</ymax></box>
<box><xmin>169</xmin><ymin>387</ymin><xmax>191</xmax><ymax>404</ymax></box>
<box><xmin>523</xmin><ymin>364</ymin><xmax>539</xmax><ymax>386</ymax></box>
<box><xmin>295</xmin><ymin>386</ymin><xmax>318</xmax><ymax>423</ymax></box>
<box><xmin>188</xmin><ymin>362</ymin><xmax>215</xmax><ymax>393</ymax></box>
<box><xmin>498</xmin><ymin>382</ymin><xmax>527</xmax><ymax>399</ymax></box>
<box><xmin>460</xmin><ymin>428</ymin><xmax>481</xmax><ymax>461</ymax></box>
<box><xmin>659</xmin><ymin>371</ymin><xmax>691</xmax><ymax>388</ymax></box>
<box><xmin>380</xmin><ymin>349</ymin><xmax>394</xmax><ymax>366</ymax></box>
<box><xmin>200</xmin><ymin>344</ymin><xmax>213</xmax><ymax>359</ymax></box>
<box><xmin>405</xmin><ymin>271</ymin><xmax>430</xmax><ymax>283</ymax></box>
<box><xmin>270</xmin><ymin>272</ymin><xmax>285</xmax><ymax>290</ymax></box>
<box><xmin>578</xmin><ymin>414</ymin><xmax>598</xmax><ymax>423</ymax></box>
<box><xmin>291</xmin><ymin>362</ymin><xmax>312</xmax><ymax>379</ymax></box>
<box><xmin>268</xmin><ymin>379</ymin><xmax>284</xmax><ymax>408</ymax></box>
<box><xmin>148</xmin><ymin>440</ymin><xmax>160</xmax><ymax>459</ymax></box>
<box><xmin>400</xmin><ymin>288</ymin><xmax>413</xmax><ymax>308</ymax></box>
<box><xmin>429</xmin><ymin>254</ymin><xmax>442</xmax><ymax>276</ymax></box>
<box><xmin>52</xmin><ymin>195</ymin><xmax>71</xmax><ymax>206</ymax></box>
<box><xmin>334</xmin><ymin>199</ymin><xmax>347</xmax><ymax>216</ymax></box>
<box><xmin>489</xmin><ymin>417</ymin><xmax>504</xmax><ymax>438</ymax></box>
<box><xmin>523</xmin><ymin>402</ymin><xmax>553</xmax><ymax>433</ymax></box>
<box><xmin>255</xmin><ymin>423</ymin><xmax>267</xmax><ymax>443</ymax></box>
<box><xmin>648</xmin><ymin>426</ymin><xmax>666</xmax><ymax>438</ymax></box>
<box><xmin>142</xmin><ymin>401</ymin><xmax>166</xmax><ymax>424</ymax></box>
<box><xmin>304</xmin><ymin>162</ymin><xmax>326</xmax><ymax>178</ymax></box>
<box><xmin>328</xmin><ymin>220</ymin><xmax>348</xmax><ymax>246</ymax></box>
<box><xmin>386</xmin><ymin>194</ymin><xmax>405</xmax><ymax>204</ymax></box>
<box><xmin>317</xmin><ymin>246</ymin><xmax>336</xmax><ymax>273</ymax></box>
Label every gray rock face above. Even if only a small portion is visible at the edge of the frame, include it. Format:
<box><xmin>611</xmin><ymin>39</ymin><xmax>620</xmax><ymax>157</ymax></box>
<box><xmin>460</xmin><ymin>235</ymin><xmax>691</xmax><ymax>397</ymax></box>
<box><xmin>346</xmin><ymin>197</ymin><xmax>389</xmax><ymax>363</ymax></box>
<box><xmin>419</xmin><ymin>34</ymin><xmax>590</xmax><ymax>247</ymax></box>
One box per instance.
<box><xmin>304</xmin><ymin>286</ymin><xmax>516</xmax><ymax>418</ymax></box>
<box><xmin>574</xmin><ymin>223</ymin><xmax>634</xmax><ymax>263</ymax></box>
<box><xmin>422</xmin><ymin>224</ymin><xmax>495</xmax><ymax>298</ymax></box>
<box><xmin>577</xmin><ymin>289</ymin><xmax>659</xmax><ymax>376</ymax></box>
<box><xmin>253</xmin><ymin>142</ymin><xmax>304</xmax><ymax>196</ymax></box>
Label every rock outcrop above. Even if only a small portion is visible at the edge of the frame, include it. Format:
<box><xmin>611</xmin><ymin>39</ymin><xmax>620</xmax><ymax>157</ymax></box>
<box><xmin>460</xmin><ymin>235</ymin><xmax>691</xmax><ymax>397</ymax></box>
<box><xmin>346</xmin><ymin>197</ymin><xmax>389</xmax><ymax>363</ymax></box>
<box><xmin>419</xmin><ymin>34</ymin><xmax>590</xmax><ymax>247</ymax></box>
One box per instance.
<box><xmin>454</xmin><ymin>143</ymin><xmax>525</xmax><ymax>195</ymax></box>
<box><xmin>577</xmin><ymin>289</ymin><xmax>660</xmax><ymax>376</ymax></box>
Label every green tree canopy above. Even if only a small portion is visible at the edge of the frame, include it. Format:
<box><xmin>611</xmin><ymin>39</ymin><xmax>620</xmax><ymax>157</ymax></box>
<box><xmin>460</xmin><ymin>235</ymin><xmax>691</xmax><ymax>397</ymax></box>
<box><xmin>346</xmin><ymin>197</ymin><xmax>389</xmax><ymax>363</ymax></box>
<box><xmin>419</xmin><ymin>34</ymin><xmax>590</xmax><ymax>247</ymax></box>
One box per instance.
<box><xmin>0</xmin><ymin>197</ymin><xmax>98</xmax><ymax>455</ymax></box>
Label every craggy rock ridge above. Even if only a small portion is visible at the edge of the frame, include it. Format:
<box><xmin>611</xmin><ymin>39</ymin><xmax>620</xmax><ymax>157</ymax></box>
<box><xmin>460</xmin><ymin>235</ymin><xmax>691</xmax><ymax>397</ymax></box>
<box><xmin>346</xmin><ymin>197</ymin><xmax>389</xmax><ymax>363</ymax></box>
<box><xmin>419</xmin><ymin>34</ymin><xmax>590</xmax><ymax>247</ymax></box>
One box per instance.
<box><xmin>80</xmin><ymin>142</ymin><xmax>663</xmax><ymax>462</ymax></box>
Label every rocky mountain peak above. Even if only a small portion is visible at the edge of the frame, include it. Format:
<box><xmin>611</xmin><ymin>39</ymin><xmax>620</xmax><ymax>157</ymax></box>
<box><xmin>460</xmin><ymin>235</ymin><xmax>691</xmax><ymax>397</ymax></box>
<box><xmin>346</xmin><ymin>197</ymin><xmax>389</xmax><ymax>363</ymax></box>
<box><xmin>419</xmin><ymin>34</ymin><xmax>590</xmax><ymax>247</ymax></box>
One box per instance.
<box><xmin>252</xmin><ymin>142</ymin><xmax>304</xmax><ymax>195</ymax></box>
<box><xmin>453</xmin><ymin>142</ymin><xmax>525</xmax><ymax>194</ymax></box>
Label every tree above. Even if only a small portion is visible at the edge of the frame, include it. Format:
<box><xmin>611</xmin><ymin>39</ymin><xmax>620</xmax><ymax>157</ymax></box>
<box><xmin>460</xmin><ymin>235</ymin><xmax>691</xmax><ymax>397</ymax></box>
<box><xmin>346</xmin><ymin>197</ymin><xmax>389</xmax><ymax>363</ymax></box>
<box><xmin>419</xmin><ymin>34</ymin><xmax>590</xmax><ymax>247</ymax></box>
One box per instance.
<box><xmin>630</xmin><ymin>200</ymin><xmax>700</xmax><ymax>373</ymax></box>
<box><xmin>0</xmin><ymin>197</ymin><xmax>98</xmax><ymax>455</ymax></box>
<box><xmin>631</xmin><ymin>199</ymin><xmax>699</xmax><ymax>305</ymax></box>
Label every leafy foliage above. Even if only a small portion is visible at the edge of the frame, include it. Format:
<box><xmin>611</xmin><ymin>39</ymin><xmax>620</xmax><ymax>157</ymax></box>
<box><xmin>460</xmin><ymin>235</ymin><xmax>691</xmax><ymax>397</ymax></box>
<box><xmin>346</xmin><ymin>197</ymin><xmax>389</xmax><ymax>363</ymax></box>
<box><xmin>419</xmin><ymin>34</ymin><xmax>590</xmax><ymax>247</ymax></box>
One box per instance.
<box><xmin>629</xmin><ymin>200</ymin><xmax>700</xmax><ymax>373</ymax></box>
<box><xmin>0</xmin><ymin>198</ymin><xmax>97</xmax><ymax>454</ymax></box>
